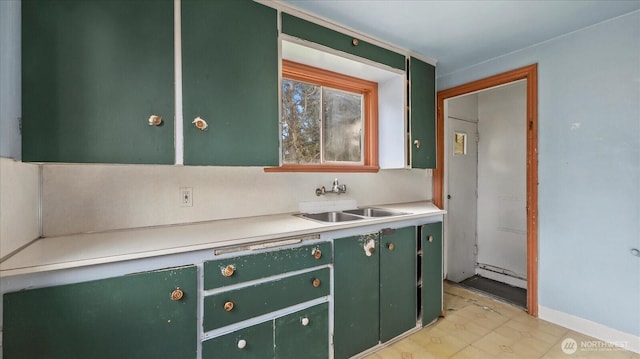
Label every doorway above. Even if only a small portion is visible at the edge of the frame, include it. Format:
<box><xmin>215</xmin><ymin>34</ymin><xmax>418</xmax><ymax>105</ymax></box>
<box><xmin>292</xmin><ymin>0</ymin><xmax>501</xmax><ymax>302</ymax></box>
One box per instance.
<box><xmin>435</xmin><ymin>64</ymin><xmax>538</xmax><ymax>316</ymax></box>
<box><xmin>445</xmin><ymin>81</ymin><xmax>527</xmax><ymax>308</ymax></box>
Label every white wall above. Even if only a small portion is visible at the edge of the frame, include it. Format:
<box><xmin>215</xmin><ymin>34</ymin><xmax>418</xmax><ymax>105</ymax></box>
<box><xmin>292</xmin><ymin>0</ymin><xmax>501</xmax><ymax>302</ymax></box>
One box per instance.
<box><xmin>41</xmin><ymin>165</ymin><xmax>431</xmax><ymax>236</ymax></box>
<box><xmin>0</xmin><ymin>158</ymin><xmax>39</xmax><ymax>257</ymax></box>
<box><xmin>439</xmin><ymin>9</ymin><xmax>640</xmax><ymax>346</ymax></box>
<box><xmin>476</xmin><ymin>81</ymin><xmax>527</xmax><ymax>286</ymax></box>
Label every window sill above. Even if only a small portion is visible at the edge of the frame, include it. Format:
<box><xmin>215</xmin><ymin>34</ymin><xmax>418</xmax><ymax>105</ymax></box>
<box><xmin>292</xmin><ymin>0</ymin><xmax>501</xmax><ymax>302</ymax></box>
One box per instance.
<box><xmin>264</xmin><ymin>164</ymin><xmax>380</xmax><ymax>173</ymax></box>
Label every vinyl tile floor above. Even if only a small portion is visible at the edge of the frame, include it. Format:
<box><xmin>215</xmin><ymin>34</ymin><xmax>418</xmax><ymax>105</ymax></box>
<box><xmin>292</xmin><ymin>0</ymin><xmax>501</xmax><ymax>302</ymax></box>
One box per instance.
<box><xmin>366</xmin><ymin>282</ymin><xmax>639</xmax><ymax>359</ymax></box>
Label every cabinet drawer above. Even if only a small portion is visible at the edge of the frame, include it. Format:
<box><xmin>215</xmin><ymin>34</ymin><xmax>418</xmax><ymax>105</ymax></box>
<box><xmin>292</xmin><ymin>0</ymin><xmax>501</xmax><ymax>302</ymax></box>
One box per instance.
<box><xmin>204</xmin><ymin>268</ymin><xmax>330</xmax><ymax>331</ymax></box>
<box><xmin>275</xmin><ymin>302</ymin><xmax>329</xmax><ymax>359</ymax></box>
<box><xmin>204</xmin><ymin>242</ymin><xmax>331</xmax><ymax>289</ymax></box>
<box><xmin>202</xmin><ymin>320</ymin><xmax>273</xmax><ymax>359</ymax></box>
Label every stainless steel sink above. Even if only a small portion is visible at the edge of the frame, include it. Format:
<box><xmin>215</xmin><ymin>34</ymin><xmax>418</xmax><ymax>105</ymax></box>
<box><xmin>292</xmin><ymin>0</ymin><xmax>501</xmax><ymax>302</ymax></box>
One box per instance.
<box><xmin>342</xmin><ymin>207</ymin><xmax>407</xmax><ymax>217</ymax></box>
<box><xmin>299</xmin><ymin>211</ymin><xmax>364</xmax><ymax>223</ymax></box>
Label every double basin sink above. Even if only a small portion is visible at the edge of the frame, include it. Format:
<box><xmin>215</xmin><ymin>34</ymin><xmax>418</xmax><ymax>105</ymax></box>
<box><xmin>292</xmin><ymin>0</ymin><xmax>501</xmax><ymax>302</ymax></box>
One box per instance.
<box><xmin>298</xmin><ymin>207</ymin><xmax>408</xmax><ymax>223</ymax></box>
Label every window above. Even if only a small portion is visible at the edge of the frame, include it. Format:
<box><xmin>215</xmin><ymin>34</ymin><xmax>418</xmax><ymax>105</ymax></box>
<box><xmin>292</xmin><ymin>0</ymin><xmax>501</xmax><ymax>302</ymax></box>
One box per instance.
<box><xmin>266</xmin><ymin>60</ymin><xmax>379</xmax><ymax>172</ymax></box>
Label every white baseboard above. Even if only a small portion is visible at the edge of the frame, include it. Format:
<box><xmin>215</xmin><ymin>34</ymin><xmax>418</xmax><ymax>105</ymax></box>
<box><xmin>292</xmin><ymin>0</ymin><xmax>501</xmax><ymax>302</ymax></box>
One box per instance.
<box><xmin>539</xmin><ymin>305</ymin><xmax>640</xmax><ymax>354</ymax></box>
<box><xmin>475</xmin><ymin>268</ymin><xmax>527</xmax><ymax>289</ymax></box>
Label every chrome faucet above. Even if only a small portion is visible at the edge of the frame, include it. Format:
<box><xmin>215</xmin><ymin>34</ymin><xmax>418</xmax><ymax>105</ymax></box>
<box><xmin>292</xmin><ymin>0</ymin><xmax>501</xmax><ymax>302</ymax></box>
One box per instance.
<box><xmin>316</xmin><ymin>178</ymin><xmax>347</xmax><ymax>196</ymax></box>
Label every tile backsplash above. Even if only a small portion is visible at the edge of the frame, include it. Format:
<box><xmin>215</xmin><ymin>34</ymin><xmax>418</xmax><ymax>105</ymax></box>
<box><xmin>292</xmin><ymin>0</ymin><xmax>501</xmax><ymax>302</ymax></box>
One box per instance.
<box><xmin>42</xmin><ymin>164</ymin><xmax>432</xmax><ymax>237</ymax></box>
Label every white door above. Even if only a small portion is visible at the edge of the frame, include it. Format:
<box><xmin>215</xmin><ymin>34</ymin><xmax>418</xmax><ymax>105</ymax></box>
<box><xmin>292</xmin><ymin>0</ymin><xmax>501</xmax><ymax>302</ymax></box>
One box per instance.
<box><xmin>446</xmin><ymin>117</ymin><xmax>478</xmax><ymax>282</ymax></box>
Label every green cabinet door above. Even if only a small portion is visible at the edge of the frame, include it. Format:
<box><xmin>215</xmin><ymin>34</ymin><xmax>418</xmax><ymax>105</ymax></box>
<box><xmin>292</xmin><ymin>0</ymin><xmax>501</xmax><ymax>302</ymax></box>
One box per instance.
<box><xmin>281</xmin><ymin>13</ymin><xmax>405</xmax><ymax>71</ymax></box>
<box><xmin>334</xmin><ymin>233</ymin><xmax>380</xmax><ymax>359</ymax></box>
<box><xmin>22</xmin><ymin>0</ymin><xmax>174</xmax><ymax>164</ymax></box>
<box><xmin>3</xmin><ymin>266</ymin><xmax>197</xmax><ymax>359</ymax></box>
<box><xmin>202</xmin><ymin>320</ymin><xmax>273</xmax><ymax>359</ymax></box>
<box><xmin>410</xmin><ymin>57</ymin><xmax>437</xmax><ymax>169</ymax></box>
<box><xmin>182</xmin><ymin>0</ymin><xmax>279</xmax><ymax>166</ymax></box>
<box><xmin>379</xmin><ymin>227</ymin><xmax>417</xmax><ymax>342</ymax></box>
<box><xmin>421</xmin><ymin>222</ymin><xmax>443</xmax><ymax>325</ymax></box>
<box><xmin>275</xmin><ymin>302</ymin><xmax>329</xmax><ymax>359</ymax></box>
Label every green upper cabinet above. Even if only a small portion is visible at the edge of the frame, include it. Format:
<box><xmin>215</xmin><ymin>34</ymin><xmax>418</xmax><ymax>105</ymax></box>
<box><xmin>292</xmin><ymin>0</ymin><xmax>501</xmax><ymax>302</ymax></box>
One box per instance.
<box><xmin>3</xmin><ymin>266</ymin><xmax>197</xmax><ymax>359</ymax></box>
<box><xmin>22</xmin><ymin>0</ymin><xmax>174</xmax><ymax>164</ymax></box>
<box><xmin>182</xmin><ymin>0</ymin><xmax>279</xmax><ymax>166</ymax></box>
<box><xmin>281</xmin><ymin>13</ymin><xmax>406</xmax><ymax>71</ymax></box>
<box><xmin>410</xmin><ymin>57</ymin><xmax>436</xmax><ymax>168</ymax></box>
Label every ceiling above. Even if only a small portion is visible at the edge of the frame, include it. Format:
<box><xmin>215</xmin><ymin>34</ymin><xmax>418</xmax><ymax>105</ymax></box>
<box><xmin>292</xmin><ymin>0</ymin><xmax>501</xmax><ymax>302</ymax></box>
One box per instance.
<box><xmin>278</xmin><ymin>0</ymin><xmax>640</xmax><ymax>77</ymax></box>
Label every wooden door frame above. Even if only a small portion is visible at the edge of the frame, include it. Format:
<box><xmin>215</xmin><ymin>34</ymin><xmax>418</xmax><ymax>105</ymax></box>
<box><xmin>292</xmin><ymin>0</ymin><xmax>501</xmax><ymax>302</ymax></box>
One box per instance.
<box><xmin>435</xmin><ymin>64</ymin><xmax>538</xmax><ymax>316</ymax></box>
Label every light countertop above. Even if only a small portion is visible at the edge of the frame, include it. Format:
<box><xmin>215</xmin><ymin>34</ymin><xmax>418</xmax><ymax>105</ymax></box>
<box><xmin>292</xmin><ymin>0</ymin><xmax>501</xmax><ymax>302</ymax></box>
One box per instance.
<box><xmin>0</xmin><ymin>201</ymin><xmax>444</xmax><ymax>277</ymax></box>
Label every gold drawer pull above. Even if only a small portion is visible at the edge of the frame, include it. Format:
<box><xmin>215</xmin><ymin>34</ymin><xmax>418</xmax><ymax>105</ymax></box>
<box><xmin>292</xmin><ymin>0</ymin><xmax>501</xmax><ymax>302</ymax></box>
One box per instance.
<box><xmin>223</xmin><ymin>301</ymin><xmax>235</xmax><ymax>312</ymax></box>
<box><xmin>301</xmin><ymin>317</ymin><xmax>310</xmax><ymax>326</ymax></box>
<box><xmin>428</xmin><ymin>235</ymin><xmax>434</xmax><ymax>243</ymax></box>
<box><xmin>312</xmin><ymin>248</ymin><xmax>322</xmax><ymax>260</ymax></box>
<box><xmin>221</xmin><ymin>265</ymin><xmax>236</xmax><ymax>277</ymax></box>
<box><xmin>388</xmin><ymin>243</ymin><xmax>395</xmax><ymax>251</ymax></box>
<box><xmin>312</xmin><ymin>278</ymin><xmax>321</xmax><ymax>288</ymax></box>
<box><xmin>170</xmin><ymin>288</ymin><xmax>184</xmax><ymax>301</ymax></box>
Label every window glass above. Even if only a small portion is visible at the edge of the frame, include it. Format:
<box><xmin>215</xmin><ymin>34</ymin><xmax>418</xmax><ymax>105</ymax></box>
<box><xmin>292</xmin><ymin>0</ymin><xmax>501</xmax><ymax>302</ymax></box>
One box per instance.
<box><xmin>322</xmin><ymin>88</ymin><xmax>363</xmax><ymax>163</ymax></box>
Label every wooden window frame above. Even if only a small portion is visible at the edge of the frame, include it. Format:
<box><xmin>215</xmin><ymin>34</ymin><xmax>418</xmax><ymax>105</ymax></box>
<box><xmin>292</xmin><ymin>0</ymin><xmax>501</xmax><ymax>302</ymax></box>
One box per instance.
<box><xmin>265</xmin><ymin>60</ymin><xmax>379</xmax><ymax>173</ymax></box>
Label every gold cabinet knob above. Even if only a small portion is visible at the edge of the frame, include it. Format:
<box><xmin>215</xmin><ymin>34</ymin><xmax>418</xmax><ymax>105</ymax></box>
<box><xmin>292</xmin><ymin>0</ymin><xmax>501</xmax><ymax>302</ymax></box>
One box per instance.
<box><xmin>312</xmin><ymin>248</ymin><xmax>322</xmax><ymax>260</ymax></box>
<box><xmin>221</xmin><ymin>265</ymin><xmax>235</xmax><ymax>277</ymax></box>
<box><xmin>414</xmin><ymin>139</ymin><xmax>421</xmax><ymax>148</ymax></box>
<box><xmin>352</xmin><ymin>38</ymin><xmax>359</xmax><ymax>46</ymax></box>
<box><xmin>223</xmin><ymin>301</ymin><xmax>235</xmax><ymax>312</ymax></box>
<box><xmin>301</xmin><ymin>317</ymin><xmax>310</xmax><ymax>326</ymax></box>
<box><xmin>388</xmin><ymin>243</ymin><xmax>395</xmax><ymax>251</ymax></box>
<box><xmin>428</xmin><ymin>235</ymin><xmax>434</xmax><ymax>243</ymax></box>
<box><xmin>170</xmin><ymin>288</ymin><xmax>184</xmax><ymax>301</ymax></box>
<box><xmin>237</xmin><ymin>339</ymin><xmax>247</xmax><ymax>349</ymax></box>
<box><xmin>148</xmin><ymin>115</ymin><xmax>162</xmax><ymax>126</ymax></box>
<box><xmin>312</xmin><ymin>278</ymin><xmax>321</xmax><ymax>288</ymax></box>
<box><xmin>193</xmin><ymin>116</ymin><xmax>208</xmax><ymax>131</ymax></box>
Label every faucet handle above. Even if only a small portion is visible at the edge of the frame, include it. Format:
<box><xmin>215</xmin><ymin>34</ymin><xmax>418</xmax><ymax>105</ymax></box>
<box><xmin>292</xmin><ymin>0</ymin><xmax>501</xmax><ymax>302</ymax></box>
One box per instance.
<box><xmin>333</xmin><ymin>178</ymin><xmax>339</xmax><ymax>186</ymax></box>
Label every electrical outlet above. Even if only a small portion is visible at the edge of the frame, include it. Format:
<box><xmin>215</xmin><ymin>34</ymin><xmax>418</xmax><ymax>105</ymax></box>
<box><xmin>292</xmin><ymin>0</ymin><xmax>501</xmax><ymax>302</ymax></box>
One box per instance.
<box><xmin>180</xmin><ymin>187</ymin><xmax>193</xmax><ymax>207</ymax></box>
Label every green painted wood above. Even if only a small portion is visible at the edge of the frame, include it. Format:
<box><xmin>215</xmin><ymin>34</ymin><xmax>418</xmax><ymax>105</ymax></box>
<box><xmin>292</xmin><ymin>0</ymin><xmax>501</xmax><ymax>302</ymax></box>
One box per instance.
<box><xmin>182</xmin><ymin>0</ymin><xmax>279</xmax><ymax>166</ymax></box>
<box><xmin>379</xmin><ymin>227</ymin><xmax>417</xmax><ymax>342</ymax></box>
<box><xmin>204</xmin><ymin>268</ymin><xmax>329</xmax><ymax>331</ymax></box>
<box><xmin>204</xmin><ymin>242</ymin><xmax>332</xmax><ymax>289</ymax></box>
<box><xmin>3</xmin><ymin>266</ymin><xmax>197</xmax><ymax>359</ymax></box>
<box><xmin>21</xmin><ymin>0</ymin><xmax>174</xmax><ymax>164</ymax></box>
<box><xmin>333</xmin><ymin>233</ymin><xmax>380</xmax><ymax>359</ymax></box>
<box><xmin>202</xmin><ymin>320</ymin><xmax>273</xmax><ymax>359</ymax></box>
<box><xmin>410</xmin><ymin>57</ymin><xmax>436</xmax><ymax>168</ymax></box>
<box><xmin>281</xmin><ymin>13</ymin><xmax>405</xmax><ymax>71</ymax></box>
<box><xmin>421</xmin><ymin>222</ymin><xmax>443</xmax><ymax>325</ymax></box>
<box><xmin>274</xmin><ymin>302</ymin><xmax>329</xmax><ymax>359</ymax></box>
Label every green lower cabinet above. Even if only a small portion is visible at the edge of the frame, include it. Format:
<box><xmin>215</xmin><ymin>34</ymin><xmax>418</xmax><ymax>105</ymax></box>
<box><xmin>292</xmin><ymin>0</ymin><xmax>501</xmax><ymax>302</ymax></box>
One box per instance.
<box><xmin>334</xmin><ymin>233</ymin><xmax>380</xmax><ymax>359</ymax></box>
<box><xmin>421</xmin><ymin>222</ymin><xmax>443</xmax><ymax>325</ymax></box>
<box><xmin>275</xmin><ymin>303</ymin><xmax>329</xmax><ymax>359</ymax></box>
<box><xmin>203</xmin><ymin>302</ymin><xmax>329</xmax><ymax>359</ymax></box>
<box><xmin>2</xmin><ymin>266</ymin><xmax>197</xmax><ymax>359</ymax></box>
<box><xmin>379</xmin><ymin>227</ymin><xmax>417</xmax><ymax>342</ymax></box>
<box><xmin>334</xmin><ymin>227</ymin><xmax>417</xmax><ymax>358</ymax></box>
<box><xmin>202</xmin><ymin>321</ymin><xmax>274</xmax><ymax>359</ymax></box>
<box><xmin>204</xmin><ymin>268</ymin><xmax>330</xmax><ymax>331</ymax></box>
